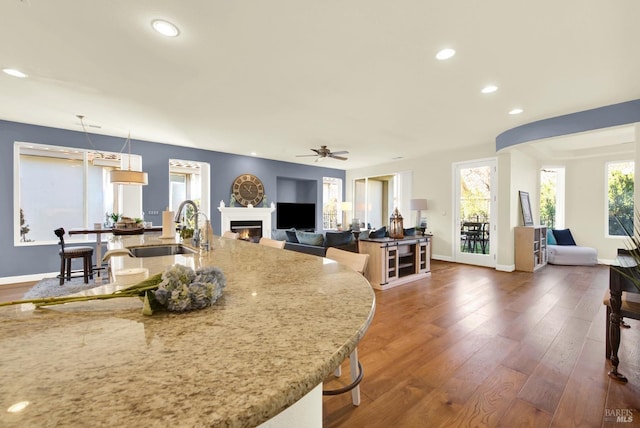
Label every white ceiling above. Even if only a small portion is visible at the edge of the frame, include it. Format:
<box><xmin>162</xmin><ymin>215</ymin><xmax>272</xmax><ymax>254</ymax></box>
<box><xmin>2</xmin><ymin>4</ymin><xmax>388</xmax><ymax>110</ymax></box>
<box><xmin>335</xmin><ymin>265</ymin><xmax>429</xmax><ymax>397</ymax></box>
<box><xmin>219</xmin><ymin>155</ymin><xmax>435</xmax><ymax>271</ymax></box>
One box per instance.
<box><xmin>1</xmin><ymin>0</ymin><xmax>639</xmax><ymax>170</ymax></box>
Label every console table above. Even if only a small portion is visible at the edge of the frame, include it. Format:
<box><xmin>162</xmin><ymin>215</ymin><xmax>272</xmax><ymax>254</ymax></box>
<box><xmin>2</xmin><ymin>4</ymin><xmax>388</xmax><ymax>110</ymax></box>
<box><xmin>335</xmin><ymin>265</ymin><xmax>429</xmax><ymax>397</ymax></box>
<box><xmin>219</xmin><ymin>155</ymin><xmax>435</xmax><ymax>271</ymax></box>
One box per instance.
<box><xmin>358</xmin><ymin>235</ymin><xmax>431</xmax><ymax>290</ymax></box>
<box><xmin>606</xmin><ymin>252</ymin><xmax>640</xmax><ymax>382</ymax></box>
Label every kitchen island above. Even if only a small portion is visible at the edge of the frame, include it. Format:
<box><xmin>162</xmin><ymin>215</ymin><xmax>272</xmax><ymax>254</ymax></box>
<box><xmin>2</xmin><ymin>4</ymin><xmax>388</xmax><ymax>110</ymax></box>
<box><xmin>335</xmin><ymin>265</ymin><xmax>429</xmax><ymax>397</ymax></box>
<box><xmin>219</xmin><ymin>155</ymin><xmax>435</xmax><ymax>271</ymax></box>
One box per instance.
<box><xmin>0</xmin><ymin>233</ymin><xmax>376</xmax><ymax>427</ymax></box>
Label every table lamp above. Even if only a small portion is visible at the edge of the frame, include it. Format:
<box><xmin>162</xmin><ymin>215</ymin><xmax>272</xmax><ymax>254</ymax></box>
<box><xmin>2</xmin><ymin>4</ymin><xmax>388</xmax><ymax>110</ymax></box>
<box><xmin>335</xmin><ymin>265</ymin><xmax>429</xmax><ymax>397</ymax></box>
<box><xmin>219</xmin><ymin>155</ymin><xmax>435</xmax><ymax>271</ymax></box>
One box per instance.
<box><xmin>409</xmin><ymin>198</ymin><xmax>428</xmax><ymax>229</ymax></box>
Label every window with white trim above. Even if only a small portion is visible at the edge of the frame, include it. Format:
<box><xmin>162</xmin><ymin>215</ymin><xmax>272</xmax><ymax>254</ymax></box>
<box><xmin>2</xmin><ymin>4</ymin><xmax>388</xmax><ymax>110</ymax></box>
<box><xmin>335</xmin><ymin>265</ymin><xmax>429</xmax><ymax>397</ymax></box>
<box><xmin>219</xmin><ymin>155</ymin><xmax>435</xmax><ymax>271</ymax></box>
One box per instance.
<box><xmin>14</xmin><ymin>142</ymin><xmax>142</xmax><ymax>245</ymax></box>
<box><xmin>607</xmin><ymin>160</ymin><xmax>634</xmax><ymax>237</ymax></box>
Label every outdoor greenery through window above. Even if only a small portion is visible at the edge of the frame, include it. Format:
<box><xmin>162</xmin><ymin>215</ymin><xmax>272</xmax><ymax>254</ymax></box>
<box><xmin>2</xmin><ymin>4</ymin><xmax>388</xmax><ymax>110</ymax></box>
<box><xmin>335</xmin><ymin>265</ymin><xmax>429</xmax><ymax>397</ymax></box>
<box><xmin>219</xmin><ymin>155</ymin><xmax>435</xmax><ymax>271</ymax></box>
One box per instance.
<box><xmin>459</xmin><ymin>167</ymin><xmax>490</xmax><ymax>223</ymax></box>
<box><xmin>540</xmin><ymin>167</ymin><xmax>565</xmax><ymax>229</ymax></box>
<box><xmin>607</xmin><ymin>161</ymin><xmax>634</xmax><ymax>236</ymax></box>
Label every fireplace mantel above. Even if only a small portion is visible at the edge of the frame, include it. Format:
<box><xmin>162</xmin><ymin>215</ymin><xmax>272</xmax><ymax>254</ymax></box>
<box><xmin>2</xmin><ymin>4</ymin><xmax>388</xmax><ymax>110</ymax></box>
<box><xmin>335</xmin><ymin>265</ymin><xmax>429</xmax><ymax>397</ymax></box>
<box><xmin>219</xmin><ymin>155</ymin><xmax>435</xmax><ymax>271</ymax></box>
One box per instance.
<box><xmin>218</xmin><ymin>206</ymin><xmax>275</xmax><ymax>239</ymax></box>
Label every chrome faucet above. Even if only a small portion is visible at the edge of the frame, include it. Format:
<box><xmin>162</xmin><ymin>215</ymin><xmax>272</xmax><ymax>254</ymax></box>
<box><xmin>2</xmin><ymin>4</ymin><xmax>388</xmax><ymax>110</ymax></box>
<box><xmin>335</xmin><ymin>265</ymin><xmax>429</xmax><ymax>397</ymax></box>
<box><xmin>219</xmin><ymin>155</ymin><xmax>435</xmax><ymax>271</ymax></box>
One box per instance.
<box><xmin>175</xmin><ymin>200</ymin><xmax>200</xmax><ymax>248</ymax></box>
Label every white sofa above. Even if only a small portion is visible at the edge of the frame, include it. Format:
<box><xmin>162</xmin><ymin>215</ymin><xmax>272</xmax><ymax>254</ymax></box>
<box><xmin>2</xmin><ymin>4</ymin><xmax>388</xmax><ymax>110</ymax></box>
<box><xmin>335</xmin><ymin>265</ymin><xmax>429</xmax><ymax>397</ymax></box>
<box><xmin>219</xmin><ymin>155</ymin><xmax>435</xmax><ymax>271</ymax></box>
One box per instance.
<box><xmin>546</xmin><ymin>228</ymin><xmax>598</xmax><ymax>266</ymax></box>
<box><xmin>547</xmin><ymin>244</ymin><xmax>598</xmax><ymax>266</ymax></box>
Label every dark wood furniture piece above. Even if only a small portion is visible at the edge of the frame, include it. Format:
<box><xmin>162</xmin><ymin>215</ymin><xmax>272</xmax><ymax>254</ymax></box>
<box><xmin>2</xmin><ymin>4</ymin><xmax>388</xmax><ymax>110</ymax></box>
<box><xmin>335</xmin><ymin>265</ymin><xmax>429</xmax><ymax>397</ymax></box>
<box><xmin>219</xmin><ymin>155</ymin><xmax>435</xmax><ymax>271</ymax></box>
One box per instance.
<box><xmin>605</xmin><ymin>251</ymin><xmax>640</xmax><ymax>382</ymax></box>
<box><xmin>54</xmin><ymin>227</ymin><xmax>94</xmax><ymax>285</ymax></box>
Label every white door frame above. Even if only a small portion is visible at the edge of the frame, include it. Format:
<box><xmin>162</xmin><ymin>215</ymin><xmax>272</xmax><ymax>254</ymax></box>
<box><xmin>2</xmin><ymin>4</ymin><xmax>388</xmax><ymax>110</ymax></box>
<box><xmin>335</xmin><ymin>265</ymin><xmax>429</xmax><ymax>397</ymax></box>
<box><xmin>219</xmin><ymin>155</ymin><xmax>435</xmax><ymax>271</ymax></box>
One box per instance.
<box><xmin>453</xmin><ymin>158</ymin><xmax>497</xmax><ymax>268</ymax></box>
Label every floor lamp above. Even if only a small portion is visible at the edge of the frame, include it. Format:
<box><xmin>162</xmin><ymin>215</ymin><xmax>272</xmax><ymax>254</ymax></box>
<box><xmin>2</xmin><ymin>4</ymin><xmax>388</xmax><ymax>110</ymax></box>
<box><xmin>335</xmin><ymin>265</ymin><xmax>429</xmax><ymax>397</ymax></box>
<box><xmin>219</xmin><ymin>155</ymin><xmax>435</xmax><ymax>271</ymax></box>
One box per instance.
<box><xmin>340</xmin><ymin>201</ymin><xmax>352</xmax><ymax>230</ymax></box>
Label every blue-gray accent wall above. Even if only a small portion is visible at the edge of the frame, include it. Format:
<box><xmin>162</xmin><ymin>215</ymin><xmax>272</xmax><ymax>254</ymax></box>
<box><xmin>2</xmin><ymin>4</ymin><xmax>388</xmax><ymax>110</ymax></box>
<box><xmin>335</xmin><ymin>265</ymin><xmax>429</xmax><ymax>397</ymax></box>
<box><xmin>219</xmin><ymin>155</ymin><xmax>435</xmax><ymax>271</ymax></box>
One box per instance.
<box><xmin>0</xmin><ymin>120</ymin><xmax>345</xmax><ymax>278</ymax></box>
<box><xmin>495</xmin><ymin>99</ymin><xmax>640</xmax><ymax>151</ymax></box>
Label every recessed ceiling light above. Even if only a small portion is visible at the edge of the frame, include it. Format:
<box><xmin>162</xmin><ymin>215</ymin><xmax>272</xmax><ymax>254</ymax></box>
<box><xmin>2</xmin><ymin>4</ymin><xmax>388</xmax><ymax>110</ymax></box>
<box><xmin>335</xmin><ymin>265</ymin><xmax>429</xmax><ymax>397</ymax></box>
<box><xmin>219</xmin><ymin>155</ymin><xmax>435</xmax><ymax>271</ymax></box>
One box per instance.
<box><xmin>435</xmin><ymin>48</ymin><xmax>455</xmax><ymax>60</ymax></box>
<box><xmin>151</xmin><ymin>19</ymin><xmax>179</xmax><ymax>37</ymax></box>
<box><xmin>509</xmin><ymin>108</ymin><xmax>524</xmax><ymax>115</ymax></box>
<box><xmin>2</xmin><ymin>68</ymin><xmax>27</xmax><ymax>78</ymax></box>
<box><xmin>250</xmin><ymin>152</ymin><xmax>257</xmax><ymax>156</ymax></box>
<box><xmin>481</xmin><ymin>85</ymin><xmax>498</xmax><ymax>94</ymax></box>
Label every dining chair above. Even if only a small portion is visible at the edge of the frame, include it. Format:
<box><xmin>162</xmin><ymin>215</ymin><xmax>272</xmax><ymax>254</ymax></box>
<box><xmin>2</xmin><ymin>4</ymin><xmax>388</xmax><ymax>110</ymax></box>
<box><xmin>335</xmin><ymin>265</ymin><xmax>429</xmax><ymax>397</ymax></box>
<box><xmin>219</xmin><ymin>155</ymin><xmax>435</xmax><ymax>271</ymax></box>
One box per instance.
<box><xmin>54</xmin><ymin>227</ymin><xmax>94</xmax><ymax>285</ymax></box>
<box><xmin>324</xmin><ymin>247</ymin><xmax>370</xmax><ymax>406</ymax></box>
<box><xmin>222</xmin><ymin>231</ymin><xmax>239</xmax><ymax>239</ymax></box>
<box><xmin>258</xmin><ymin>237</ymin><xmax>285</xmax><ymax>249</ymax></box>
<box><xmin>462</xmin><ymin>222</ymin><xmax>482</xmax><ymax>253</ymax></box>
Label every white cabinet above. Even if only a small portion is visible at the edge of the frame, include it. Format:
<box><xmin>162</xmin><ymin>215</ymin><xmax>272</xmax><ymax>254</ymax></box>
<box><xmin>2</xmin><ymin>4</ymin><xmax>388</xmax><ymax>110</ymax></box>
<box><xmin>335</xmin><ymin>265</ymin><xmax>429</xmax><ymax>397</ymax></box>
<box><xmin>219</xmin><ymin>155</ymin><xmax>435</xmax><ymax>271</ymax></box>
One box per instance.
<box><xmin>359</xmin><ymin>236</ymin><xmax>431</xmax><ymax>290</ymax></box>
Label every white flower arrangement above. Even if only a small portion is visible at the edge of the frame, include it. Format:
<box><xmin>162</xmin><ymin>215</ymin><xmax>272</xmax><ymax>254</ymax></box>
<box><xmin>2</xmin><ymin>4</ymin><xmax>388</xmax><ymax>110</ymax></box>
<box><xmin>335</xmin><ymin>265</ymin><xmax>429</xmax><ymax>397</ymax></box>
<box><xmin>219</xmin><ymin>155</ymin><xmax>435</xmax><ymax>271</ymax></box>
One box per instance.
<box><xmin>147</xmin><ymin>265</ymin><xmax>226</xmax><ymax>314</ymax></box>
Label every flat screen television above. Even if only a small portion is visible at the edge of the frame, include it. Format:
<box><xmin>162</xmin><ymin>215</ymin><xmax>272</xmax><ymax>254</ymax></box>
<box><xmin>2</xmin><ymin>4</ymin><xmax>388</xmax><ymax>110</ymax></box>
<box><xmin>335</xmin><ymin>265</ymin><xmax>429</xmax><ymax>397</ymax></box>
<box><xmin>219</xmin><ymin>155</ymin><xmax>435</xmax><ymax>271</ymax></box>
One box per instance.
<box><xmin>276</xmin><ymin>202</ymin><xmax>316</xmax><ymax>230</ymax></box>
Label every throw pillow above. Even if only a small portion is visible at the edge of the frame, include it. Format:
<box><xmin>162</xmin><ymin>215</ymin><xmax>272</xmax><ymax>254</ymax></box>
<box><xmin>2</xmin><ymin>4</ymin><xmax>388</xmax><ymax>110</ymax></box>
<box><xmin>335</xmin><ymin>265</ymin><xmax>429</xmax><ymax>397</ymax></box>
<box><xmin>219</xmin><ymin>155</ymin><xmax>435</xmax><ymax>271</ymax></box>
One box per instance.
<box><xmin>368</xmin><ymin>226</ymin><xmax>386</xmax><ymax>239</ymax></box>
<box><xmin>324</xmin><ymin>231</ymin><xmax>354</xmax><ymax>247</ymax></box>
<box><xmin>553</xmin><ymin>228</ymin><xmax>576</xmax><ymax>245</ymax></box>
<box><xmin>547</xmin><ymin>230</ymin><xmax>557</xmax><ymax>245</ymax></box>
<box><xmin>272</xmin><ymin>229</ymin><xmax>288</xmax><ymax>241</ymax></box>
<box><xmin>285</xmin><ymin>229</ymin><xmax>299</xmax><ymax>243</ymax></box>
<box><xmin>295</xmin><ymin>230</ymin><xmax>325</xmax><ymax>246</ymax></box>
<box><xmin>404</xmin><ymin>227</ymin><xmax>416</xmax><ymax>236</ymax></box>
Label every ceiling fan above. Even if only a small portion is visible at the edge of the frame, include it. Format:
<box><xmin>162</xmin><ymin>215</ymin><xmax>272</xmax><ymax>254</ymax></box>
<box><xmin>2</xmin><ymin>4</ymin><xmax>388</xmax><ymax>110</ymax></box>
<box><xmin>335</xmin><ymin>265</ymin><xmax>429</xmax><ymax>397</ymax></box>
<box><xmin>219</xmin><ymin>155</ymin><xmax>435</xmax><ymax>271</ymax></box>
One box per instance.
<box><xmin>296</xmin><ymin>145</ymin><xmax>349</xmax><ymax>161</ymax></box>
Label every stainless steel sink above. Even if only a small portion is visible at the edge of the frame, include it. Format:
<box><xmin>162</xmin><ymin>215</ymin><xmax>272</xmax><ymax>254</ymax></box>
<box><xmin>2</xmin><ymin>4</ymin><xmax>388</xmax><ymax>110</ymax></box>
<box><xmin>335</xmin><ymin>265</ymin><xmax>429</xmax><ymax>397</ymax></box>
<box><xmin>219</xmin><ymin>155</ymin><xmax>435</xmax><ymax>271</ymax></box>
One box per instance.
<box><xmin>128</xmin><ymin>244</ymin><xmax>197</xmax><ymax>258</ymax></box>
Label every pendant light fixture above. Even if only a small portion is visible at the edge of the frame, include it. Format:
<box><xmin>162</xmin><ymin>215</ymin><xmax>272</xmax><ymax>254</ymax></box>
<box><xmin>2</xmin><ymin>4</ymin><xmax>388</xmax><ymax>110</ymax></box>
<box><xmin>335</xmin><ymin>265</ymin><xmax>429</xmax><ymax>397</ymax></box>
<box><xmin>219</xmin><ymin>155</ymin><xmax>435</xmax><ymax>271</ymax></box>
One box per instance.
<box><xmin>109</xmin><ymin>132</ymin><xmax>148</xmax><ymax>186</ymax></box>
<box><xmin>78</xmin><ymin>115</ymin><xmax>148</xmax><ymax>186</ymax></box>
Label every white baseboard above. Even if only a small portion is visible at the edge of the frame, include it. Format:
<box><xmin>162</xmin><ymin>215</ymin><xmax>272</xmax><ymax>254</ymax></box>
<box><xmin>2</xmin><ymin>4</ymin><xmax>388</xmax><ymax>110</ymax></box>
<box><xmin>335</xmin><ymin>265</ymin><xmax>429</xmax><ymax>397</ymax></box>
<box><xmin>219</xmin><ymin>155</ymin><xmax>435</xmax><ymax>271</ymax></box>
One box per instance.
<box><xmin>0</xmin><ymin>272</ymin><xmax>58</xmax><ymax>285</ymax></box>
<box><xmin>432</xmin><ymin>254</ymin><xmax>454</xmax><ymax>262</ymax></box>
<box><xmin>434</xmin><ymin>255</ymin><xmax>515</xmax><ymax>272</ymax></box>
<box><xmin>495</xmin><ymin>264</ymin><xmax>515</xmax><ymax>272</ymax></box>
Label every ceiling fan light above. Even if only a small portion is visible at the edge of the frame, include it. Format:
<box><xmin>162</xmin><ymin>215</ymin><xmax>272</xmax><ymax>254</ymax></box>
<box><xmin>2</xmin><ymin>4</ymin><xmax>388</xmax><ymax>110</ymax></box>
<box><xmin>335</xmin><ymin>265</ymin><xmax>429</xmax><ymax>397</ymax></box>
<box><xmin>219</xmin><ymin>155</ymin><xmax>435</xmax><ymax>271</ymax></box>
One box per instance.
<box><xmin>110</xmin><ymin>169</ymin><xmax>148</xmax><ymax>185</ymax></box>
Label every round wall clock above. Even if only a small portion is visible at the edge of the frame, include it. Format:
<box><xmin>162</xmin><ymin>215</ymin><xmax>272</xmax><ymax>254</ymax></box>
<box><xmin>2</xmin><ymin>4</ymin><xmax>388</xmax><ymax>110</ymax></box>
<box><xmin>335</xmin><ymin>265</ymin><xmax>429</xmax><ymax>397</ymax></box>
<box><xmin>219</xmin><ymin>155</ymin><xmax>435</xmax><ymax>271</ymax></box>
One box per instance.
<box><xmin>232</xmin><ymin>174</ymin><xmax>265</xmax><ymax>207</ymax></box>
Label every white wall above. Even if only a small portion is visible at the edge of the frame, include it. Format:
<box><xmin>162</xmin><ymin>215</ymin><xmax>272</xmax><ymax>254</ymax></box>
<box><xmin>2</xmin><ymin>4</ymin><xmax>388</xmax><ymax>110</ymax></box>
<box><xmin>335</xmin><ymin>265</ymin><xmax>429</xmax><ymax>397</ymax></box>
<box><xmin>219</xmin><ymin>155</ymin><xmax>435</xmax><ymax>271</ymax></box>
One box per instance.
<box><xmin>495</xmin><ymin>148</ymin><xmax>539</xmax><ymax>270</ymax></box>
<box><xmin>346</xmin><ymin>143</ymin><xmax>494</xmax><ymax>261</ymax></box>
<box><xmin>348</xmin><ymin>128</ymin><xmax>638</xmax><ymax>267</ymax></box>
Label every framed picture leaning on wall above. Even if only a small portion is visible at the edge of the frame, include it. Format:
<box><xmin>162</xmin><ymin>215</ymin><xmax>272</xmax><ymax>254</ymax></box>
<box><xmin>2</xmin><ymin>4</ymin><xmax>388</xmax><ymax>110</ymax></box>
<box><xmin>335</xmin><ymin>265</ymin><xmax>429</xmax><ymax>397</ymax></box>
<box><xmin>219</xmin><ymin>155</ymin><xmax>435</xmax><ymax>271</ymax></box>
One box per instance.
<box><xmin>519</xmin><ymin>190</ymin><xmax>534</xmax><ymax>226</ymax></box>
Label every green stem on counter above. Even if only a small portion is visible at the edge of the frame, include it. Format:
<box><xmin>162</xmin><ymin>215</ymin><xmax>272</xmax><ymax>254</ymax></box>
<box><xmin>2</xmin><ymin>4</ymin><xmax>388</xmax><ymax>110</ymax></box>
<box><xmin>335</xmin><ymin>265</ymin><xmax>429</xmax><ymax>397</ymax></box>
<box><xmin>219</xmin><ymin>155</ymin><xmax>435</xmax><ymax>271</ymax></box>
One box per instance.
<box><xmin>0</xmin><ymin>273</ymin><xmax>163</xmax><ymax>308</ymax></box>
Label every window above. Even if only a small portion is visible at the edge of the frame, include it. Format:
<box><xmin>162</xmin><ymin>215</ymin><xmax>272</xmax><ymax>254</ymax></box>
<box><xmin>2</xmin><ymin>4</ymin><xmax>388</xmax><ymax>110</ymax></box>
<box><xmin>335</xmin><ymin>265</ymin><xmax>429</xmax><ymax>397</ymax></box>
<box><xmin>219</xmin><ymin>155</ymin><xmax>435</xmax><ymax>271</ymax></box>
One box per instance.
<box><xmin>14</xmin><ymin>142</ymin><xmax>142</xmax><ymax>245</ymax></box>
<box><xmin>540</xmin><ymin>167</ymin><xmax>565</xmax><ymax>229</ymax></box>
<box><xmin>607</xmin><ymin>161</ymin><xmax>634</xmax><ymax>237</ymax></box>
<box><xmin>353</xmin><ymin>171</ymin><xmax>411</xmax><ymax>230</ymax></box>
<box><xmin>169</xmin><ymin>159</ymin><xmax>210</xmax><ymax>224</ymax></box>
<box><xmin>322</xmin><ymin>177</ymin><xmax>342</xmax><ymax>229</ymax></box>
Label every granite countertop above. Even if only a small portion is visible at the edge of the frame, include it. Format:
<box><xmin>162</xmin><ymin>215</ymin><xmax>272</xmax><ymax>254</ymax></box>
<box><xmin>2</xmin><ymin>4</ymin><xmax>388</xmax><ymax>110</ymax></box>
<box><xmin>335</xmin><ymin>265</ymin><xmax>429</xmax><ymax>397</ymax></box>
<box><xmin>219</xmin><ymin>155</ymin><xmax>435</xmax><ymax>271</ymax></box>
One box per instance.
<box><xmin>0</xmin><ymin>233</ymin><xmax>376</xmax><ymax>427</ymax></box>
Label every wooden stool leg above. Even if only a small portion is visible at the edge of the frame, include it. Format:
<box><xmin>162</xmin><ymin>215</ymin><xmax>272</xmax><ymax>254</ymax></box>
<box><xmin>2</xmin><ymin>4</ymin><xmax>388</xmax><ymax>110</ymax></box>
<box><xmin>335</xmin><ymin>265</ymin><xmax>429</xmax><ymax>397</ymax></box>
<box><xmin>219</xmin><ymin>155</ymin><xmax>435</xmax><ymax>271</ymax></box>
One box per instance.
<box><xmin>605</xmin><ymin>305</ymin><xmax>611</xmax><ymax>358</ymax></box>
<box><xmin>83</xmin><ymin>255</ymin><xmax>89</xmax><ymax>284</ymax></box>
<box><xmin>59</xmin><ymin>257</ymin><xmax>65</xmax><ymax>285</ymax></box>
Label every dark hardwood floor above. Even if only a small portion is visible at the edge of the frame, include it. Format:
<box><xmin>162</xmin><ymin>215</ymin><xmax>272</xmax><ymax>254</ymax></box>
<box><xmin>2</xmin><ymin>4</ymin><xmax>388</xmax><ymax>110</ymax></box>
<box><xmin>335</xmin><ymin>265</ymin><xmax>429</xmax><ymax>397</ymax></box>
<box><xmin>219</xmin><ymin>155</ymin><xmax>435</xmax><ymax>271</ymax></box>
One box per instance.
<box><xmin>322</xmin><ymin>261</ymin><xmax>640</xmax><ymax>428</ymax></box>
<box><xmin>2</xmin><ymin>262</ymin><xmax>639</xmax><ymax>427</ymax></box>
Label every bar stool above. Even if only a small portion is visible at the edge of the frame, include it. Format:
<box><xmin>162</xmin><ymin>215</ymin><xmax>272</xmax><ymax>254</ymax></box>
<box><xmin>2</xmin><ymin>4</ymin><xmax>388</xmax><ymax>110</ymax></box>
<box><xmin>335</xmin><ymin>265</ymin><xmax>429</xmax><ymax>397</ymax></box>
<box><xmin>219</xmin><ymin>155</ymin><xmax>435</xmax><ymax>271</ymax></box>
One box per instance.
<box><xmin>54</xmin><ymin>228</ymin><xmax>94</xmax><ymax>285</ymax></box>
<box><xmin>323</xmin><ymin>247</ymin><xmax>370</xmax><ymax>406</ymax></box>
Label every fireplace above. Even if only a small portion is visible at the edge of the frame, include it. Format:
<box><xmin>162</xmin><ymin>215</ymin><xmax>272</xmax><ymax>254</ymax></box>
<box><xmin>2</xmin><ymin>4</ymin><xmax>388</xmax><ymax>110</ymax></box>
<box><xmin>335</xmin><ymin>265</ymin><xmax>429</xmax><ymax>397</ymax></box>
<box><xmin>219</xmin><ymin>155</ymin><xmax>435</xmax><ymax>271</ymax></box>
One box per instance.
<box><xmin>218</xmin><ymin>206</ymin><xmax>275</xmax><ymax>240</ymax></box>
<box><xmin>231</xmin><ymin>221</ymin><xmax>262</xmax><ymax>243</ymax></box>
